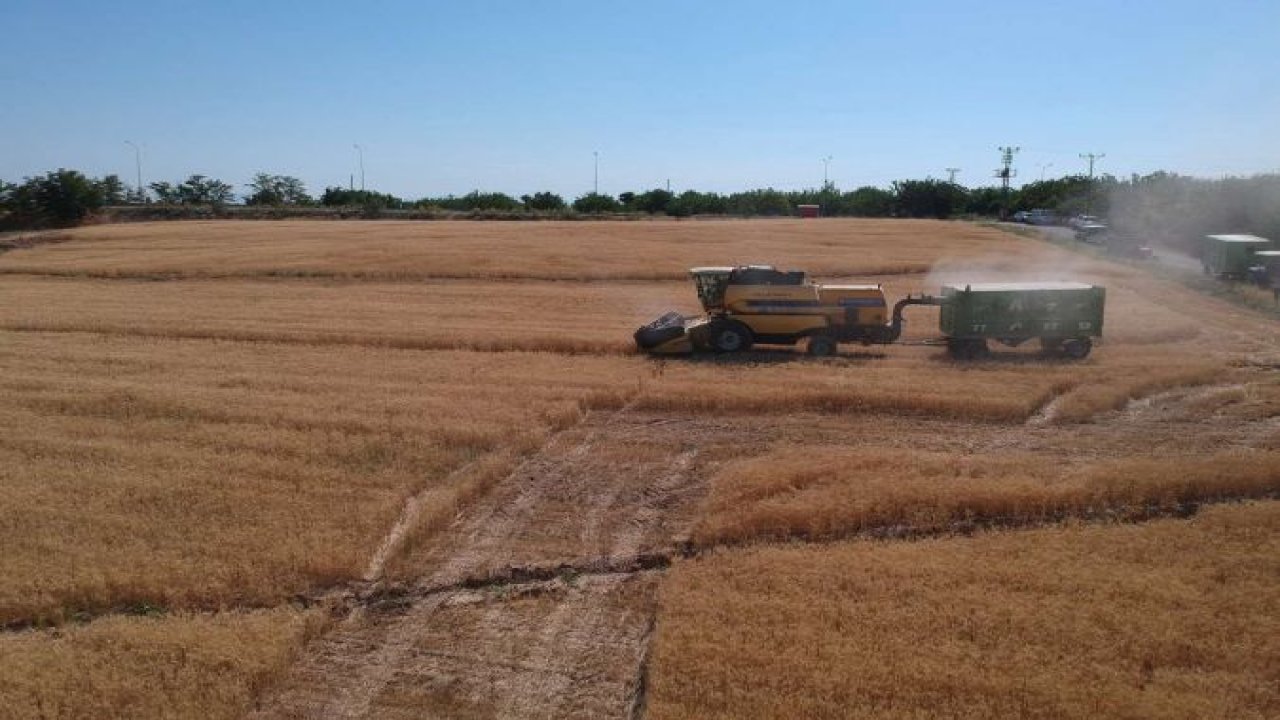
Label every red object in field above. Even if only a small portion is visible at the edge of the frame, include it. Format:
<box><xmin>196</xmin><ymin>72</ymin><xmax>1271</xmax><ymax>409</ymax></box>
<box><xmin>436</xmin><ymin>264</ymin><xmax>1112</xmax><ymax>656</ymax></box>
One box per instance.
<box><xmin>797</xmin><ymin>204</ymin><xmax>820</xmax><ymax>218</ymax></box>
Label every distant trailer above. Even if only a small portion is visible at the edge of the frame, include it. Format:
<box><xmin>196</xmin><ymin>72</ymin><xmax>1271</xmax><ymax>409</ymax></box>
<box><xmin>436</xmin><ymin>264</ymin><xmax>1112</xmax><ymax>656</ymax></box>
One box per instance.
<box><xmin>1202</xmin><ymin>234</ymin><xmax>1272</xmax><ymax>278</ymax></box>
<box><xmin>938</xmin><ymin>282</ymin><xmax>1105</xmax><ymax>359</ymax></box>
<box><xmin>797</xmin><ymin>204</ymin><xmax>821</xmax><ymax>218</ymax></box>
<box><xmin>1252</xmin><ymin>250</ymin><xmax>1280</xmax><ymax>272</ymax></box>
<box><xmin>1250</xmin><ymin>250</ymin><xmax>1280</xmax><ymax>291</ymax></box>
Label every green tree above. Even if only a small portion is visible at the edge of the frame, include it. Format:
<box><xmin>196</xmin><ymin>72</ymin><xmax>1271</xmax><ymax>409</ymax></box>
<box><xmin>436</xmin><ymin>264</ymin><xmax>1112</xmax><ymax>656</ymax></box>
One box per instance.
<box><xmin>669</xmin><ymin>190</ymin><xmax>727</xmax><ymax>216</ymax></box>
<box><xmin>151</xmin><ymin>176</ymin><xmax>235</xmax><ymax>205</ymax></box>
<box><xmin>843</xmin><ymin>186</ymin><xmax>895</xmax><ymax>217</ymax></box>
<box><xmin>964</xmin><ymin>186</ymin><xmax>1005</xmax><ymax>216</ymax></box>
<box><xmin>149</xmin><ymin>181</ymin><xmax>181</xmax><ymax>203</ymax></box>
<box><xmin>1</xmin><ymin>169</ymin><xmax>106</xmax><ymax>228</ymax></box>
<box><xmin>727</xmin><ymin>188</ymin><xmax>792</xmax><ymax>216</ymax></box>
<box><xmin>572</xmin><ymin>192</ymin><xmax>621</xmax><ymax>213</ymax></box>
<box><xmin>521</xmin><ymin>191</ymin><xmax>566</xmax><ymax>211</ymax></box>
<box><xmin>245</xmin><ymin>173</ymin><xmax>311</xmax><ymax>206</ymax></box>
<box><xmin>636</xmin><ymin>188</ymin><xmax>674</xmax><ymax>214</ymax></box>
<box><xmin>892</xmin><ymin>179</ymin><xmax>968</xmax><ymax>219</ymax></box>
<box><xmin>178</xmin><ymin>175</ymin><xmax>235</xmax><ymax>205</ymax></box>
<box><xmin>321</xmin><ymin>187</ymin><xmax>404</xmax><ymax>208</ymax></box>
<box><xmin>95</xmin><ymin>174</ymin><xmax>127</xmax><ymax>205</ymax></box>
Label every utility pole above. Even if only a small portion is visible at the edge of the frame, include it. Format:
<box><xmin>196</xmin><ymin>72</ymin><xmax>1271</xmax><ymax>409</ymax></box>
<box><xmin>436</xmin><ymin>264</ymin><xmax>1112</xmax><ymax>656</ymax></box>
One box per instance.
<box><xmin>593</xmin><ymin>151</ymin><xmax>599</xmax><ymax>194</ymax></box>
<box><xmin>1080</xmin><ymin>152</ymin><xmax>1104</xmax><ymax>214</ymax></box>
<box><xmin>995</xmin><ymin>146</ymin><xmax>1019</xmax><ymax>219</ymax></box>
<box><xmin>1079</xmin><ymin>152</ymin><xmax>1105</xmax><ymax>179</ymax></box>
<box><xmin>124</xmin><ymin>141</ymin><xmax>143</xmax><ymax>202</ymax></box>
<box><xmin>822</xmin><ymin>156</ymin><xmax>833</xmax><ymax>186</ymax></box>
<box><xmin>353</xmin><ymin>144</ymin><xmax>365</xmax><ymax>191</ymax></box>
<box><xmin>945</xmin><ymin>167</ymin><xmax>961</xmax><ymax>184</ymax></box>
<box><xmin>1038</xmin><ymin>162</ymin><xmax>1053</xmax><ymax>181</ymax></box>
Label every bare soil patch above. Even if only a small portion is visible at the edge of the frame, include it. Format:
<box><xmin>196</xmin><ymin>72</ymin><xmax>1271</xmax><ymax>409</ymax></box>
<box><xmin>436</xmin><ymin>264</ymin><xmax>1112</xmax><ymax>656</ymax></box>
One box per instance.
<box><xmin>250</xmin><ymin>411</ymin><xmax>727</xmax><ymax>719</ymax></box>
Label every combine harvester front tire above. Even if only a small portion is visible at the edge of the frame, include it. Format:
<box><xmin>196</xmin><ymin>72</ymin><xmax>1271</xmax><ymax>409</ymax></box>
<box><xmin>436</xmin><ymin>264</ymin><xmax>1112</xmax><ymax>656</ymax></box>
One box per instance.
<box><xmin>709</xmin><ymin>321</ymin><xmax>753</xmax><ymax>353</ymax></box>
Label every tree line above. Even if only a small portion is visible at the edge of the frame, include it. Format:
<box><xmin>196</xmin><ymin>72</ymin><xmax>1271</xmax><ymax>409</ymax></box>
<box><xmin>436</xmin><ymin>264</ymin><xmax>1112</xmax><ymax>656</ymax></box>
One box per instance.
<box><xmin>3</xmin><ymin>167</ymin><xmax>1278</xmax><ymax>252</ymax></box>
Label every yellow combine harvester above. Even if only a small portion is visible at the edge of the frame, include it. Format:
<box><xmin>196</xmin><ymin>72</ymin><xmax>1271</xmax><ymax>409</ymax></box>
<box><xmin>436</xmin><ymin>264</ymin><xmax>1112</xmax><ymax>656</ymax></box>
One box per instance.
<box><xmin>635</xmin><ymin>265</ymin><xmax>932</xmax><ymax>355</ymax></box>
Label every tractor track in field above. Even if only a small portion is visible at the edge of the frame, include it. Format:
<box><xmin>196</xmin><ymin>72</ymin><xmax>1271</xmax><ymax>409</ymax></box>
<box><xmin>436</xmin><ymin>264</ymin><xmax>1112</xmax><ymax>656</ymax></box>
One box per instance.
<box><xmin>246</xmin><ymin>409</ymin><xmax>730</xmax><ymax>720</ymax></box>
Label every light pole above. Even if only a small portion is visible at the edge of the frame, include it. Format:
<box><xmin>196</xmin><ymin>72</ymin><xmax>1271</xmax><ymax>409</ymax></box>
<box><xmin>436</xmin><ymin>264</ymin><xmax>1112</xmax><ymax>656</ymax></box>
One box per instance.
<box><xmin>945</xmin><ymin>167</ymin><xmax>961</xmax><ymax>184</ymax></box>
<box><xmin>124</xmin><ymin>140</ymin><xmax>143</xmax><ymax>202</ymax></box>
<box><xmin>822</xmin><ymin>156</ymin><xmax>832</xmax><ymax>186</ymax></box>
<box><xmin>593</xmin><ymin>151</ymin><xmax>599</xmax><ymax>194</ymax></box>
<box><xmin>1039</xmin><ymin>162</ymin><xmax>1053</xmax><ymax>181</ymax></box>
<box><xmin>353</xmin><ymin>144</ymin><xmax>365</xmax><ymax>191</ymax></box>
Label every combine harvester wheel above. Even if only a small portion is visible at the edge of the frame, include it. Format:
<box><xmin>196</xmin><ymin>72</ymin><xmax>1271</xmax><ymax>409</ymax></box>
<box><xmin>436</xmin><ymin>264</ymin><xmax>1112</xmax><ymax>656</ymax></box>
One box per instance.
<box><xmin>709</xmin><ymin>321</ymin><xmax>753</xmax><ymax>353</ymax></box>
<box><xmin>806</xmin><ymin>335</ymin><xmax>838</xmax><ymax>357</ymax></box>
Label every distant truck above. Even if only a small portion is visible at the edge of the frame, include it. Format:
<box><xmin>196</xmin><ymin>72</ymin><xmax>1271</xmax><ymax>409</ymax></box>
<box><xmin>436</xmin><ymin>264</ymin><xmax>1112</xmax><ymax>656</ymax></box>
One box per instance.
<box><xmin>1025</xmin><ymin>209</ymin><xmax>1059</xmax><ymax>226</ymax></box>
<box><xmin>1201</xmin><ymin>234</ymin><xmax>1273</xmax><ymax>278</ymax></box>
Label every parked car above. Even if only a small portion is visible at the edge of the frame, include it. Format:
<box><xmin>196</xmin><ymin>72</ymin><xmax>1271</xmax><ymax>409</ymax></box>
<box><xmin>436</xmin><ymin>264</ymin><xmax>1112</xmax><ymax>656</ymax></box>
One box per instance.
<box><xmin>1074</xmin><ymin>222</ymin><xmax>1109</xmax><ymax>243</ymax></box>
<box><xmin>1068</xmin><ymin>214</ymin><xmax>1103</xmax><ymax>230</ymax></box>
<box><xmin>1011</xmin><ymin>210</ymin><xmax>1031</xmax><ymax>223</ymax></box>
<box><xmin>1026</xmin><ymin>209</ymin><xmax>1058</xmax><ymax>226</ymax></box>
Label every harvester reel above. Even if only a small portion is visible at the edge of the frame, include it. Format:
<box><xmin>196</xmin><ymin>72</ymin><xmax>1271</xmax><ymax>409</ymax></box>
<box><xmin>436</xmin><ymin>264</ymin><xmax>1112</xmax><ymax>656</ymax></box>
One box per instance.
<box><xmin>709</xmin><ymin>321</ymin><xmax>753</xmax><ymax>353</ymax></box>
<box><xmin>634</xmin><ymin>312</ymin><xmax>687</xmax><ymax>351</ymax></box>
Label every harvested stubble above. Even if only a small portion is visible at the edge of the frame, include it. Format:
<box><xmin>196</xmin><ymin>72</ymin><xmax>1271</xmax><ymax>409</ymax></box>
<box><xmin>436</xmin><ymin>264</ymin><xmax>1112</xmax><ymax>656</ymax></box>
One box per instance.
<box><xmin>693</xmin><ymin>445</ymin><xmax>1280</xmax><ymax>546</ymax></box>
<box><xmin>650</xmin><ymin>501</ymin><xmax>1280</xmax><ymax>720</ymax></box>
<box><xmin>0</xmin><ymin>218</ymin><xmax>1074</xmax><ymax>281</ymax></box>
<box><xmin>0</xmin><ymin>331</ymin><xmax>639</xmax><ymax>626</ymax></box>
<box><xmin>0</xmin><ymin>607</ymin><xmax>323</xmax><ymax>720</ymax></box>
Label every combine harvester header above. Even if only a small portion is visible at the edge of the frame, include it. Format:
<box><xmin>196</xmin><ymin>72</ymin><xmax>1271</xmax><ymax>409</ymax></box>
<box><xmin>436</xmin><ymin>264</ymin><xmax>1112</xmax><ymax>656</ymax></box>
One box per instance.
<box><xmin>635</xmin><ymin>266</ymin><xmax>1104</xmax><ymax>359</ymax></box>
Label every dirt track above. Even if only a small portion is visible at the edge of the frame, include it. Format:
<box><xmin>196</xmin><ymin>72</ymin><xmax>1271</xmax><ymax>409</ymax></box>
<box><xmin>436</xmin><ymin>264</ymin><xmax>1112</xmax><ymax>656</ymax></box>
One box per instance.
<box><xmin>248</xmin><ymin>411</ymin><xmax>734</xmax><ymax>719</ymax></box>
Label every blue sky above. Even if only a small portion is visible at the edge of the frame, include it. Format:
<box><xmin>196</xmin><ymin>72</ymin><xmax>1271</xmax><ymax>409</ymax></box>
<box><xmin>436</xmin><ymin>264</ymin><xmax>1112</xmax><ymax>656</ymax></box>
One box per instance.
<box><xmin>3</xmin><ymin>0</ymin><xmax>1278</xmax><ymax>199</ymax></box>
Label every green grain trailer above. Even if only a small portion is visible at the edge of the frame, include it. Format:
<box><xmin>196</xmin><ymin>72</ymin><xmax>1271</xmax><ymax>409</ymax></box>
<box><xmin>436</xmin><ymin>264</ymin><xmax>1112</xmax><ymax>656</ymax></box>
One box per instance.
<box><xmin>939</xmin><ymin>282</ymin><xmax>1105</xmax><ymax>359</ymax></box>
<box><xmin>1202</xmin><ymin>234</ymin><xmax>1272</xmax><ymax>278</ymax></box>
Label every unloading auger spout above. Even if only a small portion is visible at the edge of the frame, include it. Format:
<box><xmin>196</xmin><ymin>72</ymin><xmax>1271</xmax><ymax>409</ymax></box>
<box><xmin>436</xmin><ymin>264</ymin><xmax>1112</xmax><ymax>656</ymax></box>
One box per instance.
<box><xmin>883</xmin><ymin>294</ymin><xmax>944</xmax><ymax>343</ymax></box>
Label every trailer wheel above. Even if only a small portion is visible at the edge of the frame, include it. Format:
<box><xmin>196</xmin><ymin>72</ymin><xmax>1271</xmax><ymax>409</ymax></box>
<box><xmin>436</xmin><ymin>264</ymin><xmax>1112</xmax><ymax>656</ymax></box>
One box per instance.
<box><xmin>1061</xmin><ymin>338</ymin><xmax>1093</xmax><ymax>359</ymax></box>
<box><xmin>806</xmin><ymin>335</ymin><xmax>838</xmax><ymax>357</ymax></box>
<box><xmin>947</xmin><ymin>338</ymin><xmax>988</xmax><ymax>360</ymax></box>
<box><xmin>709</xmin><ymin>321</ymin><xmax>753</xmax><ymax>353</ymax></box>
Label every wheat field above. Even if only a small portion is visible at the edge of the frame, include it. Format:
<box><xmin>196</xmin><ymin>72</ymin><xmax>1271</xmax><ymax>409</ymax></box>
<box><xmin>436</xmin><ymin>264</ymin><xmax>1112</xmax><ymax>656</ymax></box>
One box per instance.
<box><xmin>1</xmin><ymin>218</ymin><xmax>1276</xmax><ymax>719</ymax></box>
<box><xmin>650</xmin><ymin>501</ymin><xmax>1280</xmax><ymax>720</ymax></box>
